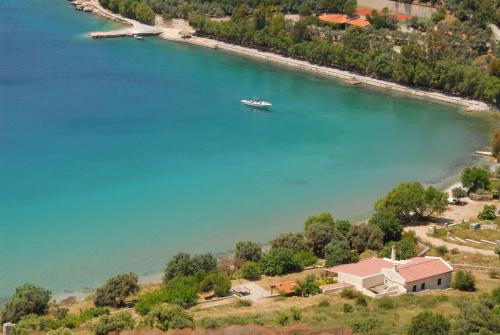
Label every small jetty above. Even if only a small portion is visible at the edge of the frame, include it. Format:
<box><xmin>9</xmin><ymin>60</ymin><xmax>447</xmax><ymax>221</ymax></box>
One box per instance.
<box><xmin>90</xmin><ymin>28</ymin><xmax>162</xmax><ymax>39</ymax></box>
<box><xmin>474</xmin><ymin>150</ymin><xmax>494</xmax><ymax>157</ymax></box>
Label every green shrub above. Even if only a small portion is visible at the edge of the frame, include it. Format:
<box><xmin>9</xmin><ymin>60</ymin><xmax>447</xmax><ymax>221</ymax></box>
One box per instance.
<box><xmin>451</xmin><ymin>248</ymin><xmax>460</xmax><ymax>255</ymax></box>
<box><xmin>240</xmin><ymin>261</ymin><xmax>260</xmax><ymax>281</ymax></box>
<box><xmin>453</xmin><ymin>270</ymin><xmax>476</xmax><ymax>291</ymax></box>
<box><xmin>135</xmin><ymin>288</ymin><xmax>168</xmax><ymax>316</ymax></box>
<box><xmin>408</xmin><ymin>311</ymin><xmax>450</xmax><ymax>335</ymax></box>
<box><xmin>317</xmin><ymin>300</ymin><xmax>330</xmax><ymax>307</ymax></box>
<box><xmin>491</xmin><ymin>287</ymin><xmax>500</xmax><ymax>304</ymax></box>
<box><xmin>53</xmin><ymin>308</ymin><xmax>68</xmax><ymax>320</ymax></box>
<box><xmin>489</xmin><ymin>269</ymin><xmax>499</xmax><ymax>278</ymax></box>
<box><xmin>199</xmin><ymin>272</ymin><xmax>231</xmax><ymax>297</ymax></box>
<box><xmin>294</xmin><ymin>274</ymin><xmax>321</xmax><ymax>297</ymax></box>
<box><xmin>292</xmin><ymin>250</ymin><xmax>318</xmax><ymax>268</ymax></box>
<box><xmin>94</xmin><ymin>312</ymin><xmax>134</xmax><ymax>335</ymax></box>
<box><xmin>355</xmin><ymin>295</ymin><xmax>368</xmax><ymax>306</ymax></box>
<box><xmin>274</xmin><ymin>312</ymin><xmax>289</xmax><ymax>327</ymax></box>
<box><xmin>343</xmin><ymin>303</ymin><xmax>353</xmax><ymax>313</ymax></box>
<box><xmin>142</xmin><ymin>303</ymin><xmax>193</xmax><ymax>331</ymax></box>
<box><xmin>260</xmin><ymin>248</ymin><xmax>301</xmax><ymax>276</ymax></box>
<box><xmin>11</xmin><ymin>314</ymin><xmax>50</xmax><ymax>335</ymax></box>
<box><xmin>200</xmin><ymin>317</ymin><xmax>221</xmax><ymax>329</ymax></box>
<box><xmin>78</xmin><ymin>307</ymin><xmax>109</xmax><ymax>323</ymax></box>
<box><xmin>462</xmin><ymin>166</ymin><xmax>491</xmax><ymax>193</ymax></box>
<box><xmin>164</xmin><ymin>276</ymin><xmax>198</xmax><ymax>308</ymax></box>
<box><xmin>436</xmin><ymin>245</ymin><xmax>448</xmax><ymax>256</ymax></box>
<box><xmin>350</xmin><ymin>317</ymin><xmax>382</xmax><ymax>334</ymax></box>
<box><xmin>290</xmin><ymin>307</ymin><xmax>302</xmax><ymax>321</ymax></box>
<box><xmin>340</xmin><ymin>288</ymin><xmax>358</xmax><ymax>299</ymax></box>
<box><xmin>377</xmin><ymin>297</ymin><xmax>395</xmax><ymax>309</ymax></box>
<box><xmin>94</xmin><ymin>273</ymin><xmax>139</xmax><ymax>307</ymax></box>
<box><xmin>234</xmin><ymin>299</ymin><xmax>252</xmax><ymax>307</ymax></box>
<box><xmin>479</xmin><ymin>205</ymin><xmax>497</xmax><ymax>220</ymax></box>
<box><xmin>46</xmin><ymin>328</ymin><xmax>72</xmax><ymax>335</ymax></box>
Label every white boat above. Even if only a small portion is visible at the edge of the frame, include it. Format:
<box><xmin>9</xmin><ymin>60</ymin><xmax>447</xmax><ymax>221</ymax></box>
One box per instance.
<box><xmin>240</xmin><ymin>98</ymin><xmax>272</xmax><ymax>109</ymax></box>
<box><xmin>132</xmin><ymin>34</ymin><xmax>143</xmax><ymax>40</ymax></box>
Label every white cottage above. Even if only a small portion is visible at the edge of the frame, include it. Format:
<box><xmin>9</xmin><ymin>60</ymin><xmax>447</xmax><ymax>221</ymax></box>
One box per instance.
<box><xmin>324</xmin><ymin>249</ymin><xmax>453</xmax><ymax>297</ymax></box>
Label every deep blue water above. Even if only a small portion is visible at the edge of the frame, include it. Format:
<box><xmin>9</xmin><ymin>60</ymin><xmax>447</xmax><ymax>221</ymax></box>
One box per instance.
<box><xmin>0</xmin><ymin>0</ymin><xmax>495</xmax><ymax>298</ymax></box>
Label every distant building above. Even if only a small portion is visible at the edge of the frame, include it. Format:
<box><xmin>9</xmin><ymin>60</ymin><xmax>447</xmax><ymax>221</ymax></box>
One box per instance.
<box><xmin>323</xmin><ymin>247</ymin><xmax>453</xmax><ymax>297</ymax></box>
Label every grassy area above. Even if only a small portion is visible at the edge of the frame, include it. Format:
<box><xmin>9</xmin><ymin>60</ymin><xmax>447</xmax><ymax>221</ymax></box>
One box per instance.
<box><xmin>433</xmin><ymin>220</ymin><xmax>500</xmax><ymax>249</ymax></box>
<box><xmin>190</xmin><ymin>270</ymin><xmax>499</xmax><ymax>334</ymax></box>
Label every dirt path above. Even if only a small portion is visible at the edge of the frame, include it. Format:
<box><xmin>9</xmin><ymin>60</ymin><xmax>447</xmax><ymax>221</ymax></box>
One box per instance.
<box><xmin>405</xmin><ymin>225</ymin><xmax>495</xmax><ymax>256</ymax></box>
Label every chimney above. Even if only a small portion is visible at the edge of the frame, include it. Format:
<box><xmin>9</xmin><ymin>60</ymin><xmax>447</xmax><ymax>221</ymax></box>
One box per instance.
<box><xmin>391</xmin><ymin>245</ymin><xmax>396</xmax><ymax>262</ymax></box>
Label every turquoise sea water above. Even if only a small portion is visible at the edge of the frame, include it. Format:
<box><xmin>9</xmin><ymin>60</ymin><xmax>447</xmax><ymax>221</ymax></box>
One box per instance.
<box><xmin>0</xmin><ymin>0</ymin><xmax>496</xmax><ymax>298</ymax></box>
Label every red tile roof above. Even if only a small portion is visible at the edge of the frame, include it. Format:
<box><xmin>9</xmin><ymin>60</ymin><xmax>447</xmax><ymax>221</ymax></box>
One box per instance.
<box><xmin>319</xmin><ymin>14</ymin><xmax>349</xmax><ymax>24</ymax></box>
<box><xmin>355</xmin><ymin>8</ymin><xmax>374</xmax><ymax>16</ymax></box>
<box><xmin>396</xmin><ymin>257</ymin><xmax>453</xmax><ymax>283</ymax></box>
<box><xmin>270</xmin><ymin>281</ymin><xmax>297</xmax><ymax>294</ymax></box>
<box><xmin>325</xmin><ymin>258</ymin><xmax>394</xmax><ymax>277</ymax></box>
<box><xmin>346</xmin><ymin>18</ymin><xmax>371</xmax><ymax>27</ymax></box>
<box><xmin>391</xmin><ymin>13</ymin><xmax>411</xmax><ymax>21</ymax></box>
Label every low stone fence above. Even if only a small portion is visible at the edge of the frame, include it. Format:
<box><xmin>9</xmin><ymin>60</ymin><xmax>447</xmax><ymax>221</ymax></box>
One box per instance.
<box><xmin>469</xmin><ymin>193</ymin><xmax>494</xmax><ymax>201</ymax></box>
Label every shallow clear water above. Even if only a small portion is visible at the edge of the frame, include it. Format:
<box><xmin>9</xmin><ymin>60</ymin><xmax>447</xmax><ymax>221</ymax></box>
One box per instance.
<box><xmin>0</xmin><ymin>0</ymin><xmax>495</xmax><ymax>297</ymax></box>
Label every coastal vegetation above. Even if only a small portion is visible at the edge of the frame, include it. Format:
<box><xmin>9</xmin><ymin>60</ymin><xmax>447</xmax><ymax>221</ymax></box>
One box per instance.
<box><xmin>2</xmin><ymin>168</ymin><xmax>499</xmax><ymax>334</ymax></box>
<box><xmin>185</xmin><ymin>2</ymin><xmax>500</xmax><ymax>105</ymax></box>
<box><xmin>98</xmin><ymin>0</ymin><xmax>155</xmax><ymax>24</ymax></box>
<box><xmin>93</xmin><ymin>0</ymin><xmax>500</xmax><ymax>105</ymax></box>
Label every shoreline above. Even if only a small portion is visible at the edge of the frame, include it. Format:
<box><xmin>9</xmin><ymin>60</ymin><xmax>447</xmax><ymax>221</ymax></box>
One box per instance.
<box><xmin>39</xmin><ymin>1</ymin><xmax>495</xmax><ymax>303</ymax></box>
<box><xmin>72</xmin><ymin>0</ymin><xmax>496</xmax><ymax>112</ymax></box>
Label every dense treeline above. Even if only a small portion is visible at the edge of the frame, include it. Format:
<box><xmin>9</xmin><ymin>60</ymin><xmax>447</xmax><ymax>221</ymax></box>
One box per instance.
<box><xmin>99</xmin><ymin>0</ymin><xmax>155</xmax><ymax>24</ymax></box>
<box><xmin>144</xmin><ymin>0</ymin><xmax>356</xmax><ymax>18</ymax></box>
<box><xmin>189</xmin><ymin>11</ymin><xmax>500</xmax><ymax>105</ymax></box>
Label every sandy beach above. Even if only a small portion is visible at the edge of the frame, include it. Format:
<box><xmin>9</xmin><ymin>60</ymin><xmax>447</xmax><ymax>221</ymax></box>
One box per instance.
<box><xmin>71</xmin><ymin>0</ymin><xmax>496</xmax><ymax>112</ymax></box>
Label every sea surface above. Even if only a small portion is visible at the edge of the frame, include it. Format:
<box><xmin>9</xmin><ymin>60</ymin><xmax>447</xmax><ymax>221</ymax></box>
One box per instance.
<box><xmin>0</xmin><ymin>0</ymin><xmax>496</xmax><ymax>298</ymax></box>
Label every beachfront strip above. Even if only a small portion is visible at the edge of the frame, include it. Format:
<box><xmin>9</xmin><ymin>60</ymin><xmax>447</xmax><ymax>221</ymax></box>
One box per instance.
<box><xmin>321</xmin><ymin>247</ymin><xmax>453</xmax><ymax>298</ymax></box>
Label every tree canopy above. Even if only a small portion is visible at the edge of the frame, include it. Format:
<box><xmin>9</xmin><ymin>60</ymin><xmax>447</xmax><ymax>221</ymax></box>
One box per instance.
<box><xmin>94</xmin><ymin>273</ymin><xmax>139</xmax><ymax>307</ymax></box>
<box><xmin>324</xmin><ymin>239</ymin><xmax>358</xmax><ymax>267</ymax></box>
<box><xmin>374</xmin><ymin>182</ymin><xmax>448</xmax><ymax>222</ymax></box>
<box><xmin>260</xmin><ymin>248</ymin><xmax>301</xmax><ymax>276</ymax></box>
<box><xmin>235</xmin><ymin>241</ymin><xmax>262</xmax><ymax>261</ymax></box>
<box><xmin>164</xmin><ymin>252</ymin><xmax>217</xmax><ymax>281</ymax></box>
<box><xmin>368</xmin><ymin>210</ymin><xmax>403</xmax><ymax>243</ymax></box>
<box><xmin>347</xmin><ymin>224</ymin><xmax>384</xmax><ymax>253</ymax></box>
<box><xmin>270</xmin><ymin>233</ymin><xmax>310</xmax><ymax>253</ymax></box>
<box><xmin>461</xmin><ymin>166</ymin><xmax>491</xmax><ymax>192</ymax></box>
<box><xmin>1</xmin><ymin>283</ymin><xmax>51</xmax><ymax>323</ymax></box>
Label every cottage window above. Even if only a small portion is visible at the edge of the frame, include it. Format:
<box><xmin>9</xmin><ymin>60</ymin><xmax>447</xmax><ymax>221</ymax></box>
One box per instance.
<box><xmin>437</xmin><ymin>278</ymin><xmax>442</xmax><ymax>286</ymax></box>
<box><xmin>412</xmin><ymin>285</ymin><xmax>417</xmax><ymax>292</ymax></box>
<box><xmin>421</xmin><ymin>283</ymin><xmax>425</xmax><ymax>290</ymax></box>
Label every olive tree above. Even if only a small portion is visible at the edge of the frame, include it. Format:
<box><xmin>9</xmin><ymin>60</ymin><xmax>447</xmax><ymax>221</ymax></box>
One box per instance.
<box><xmin>164</xmin><ymin>252</ymin><xmax>217</xmax><ymax>281</ymax></box>
<box><xmin>235</xmin><ymin>241</ymin><xmax>262</xmax><ymax>262</ymax></box>
<box><xmin>1</xmin><ymin>283</ymin><xmax>51</xmax><ymax>323</ymax></box>
<box><xmin>368</xmin><ymin>210</ymin><xmax>403</xmax><ymax>243</ymax></box>
<box><xmin>375</xmin><ymin>182</ymin><xmax>448</xmax><ymax>222</ymax></box>
<box><xmin>94</xmin><ymin>273</ymin><xmax>139</xmax><ymax>307</ymax></box>
<box><xmin>461</xmin><ymin>166</ymin><xmax>491</xmax><ymax>192</ymax></box>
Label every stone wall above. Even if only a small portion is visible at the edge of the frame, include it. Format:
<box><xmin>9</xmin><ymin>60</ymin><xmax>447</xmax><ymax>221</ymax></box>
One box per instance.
<box><xmin>357</xmin><ymin>0</ymin><xmax>436</xmax><ymax>18</ymax></box>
